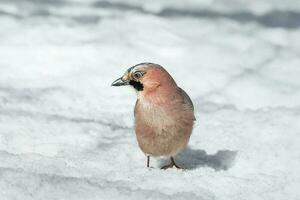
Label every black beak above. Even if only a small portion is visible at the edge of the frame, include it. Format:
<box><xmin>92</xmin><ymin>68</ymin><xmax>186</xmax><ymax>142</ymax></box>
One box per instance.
<box><xmin>111</xmin><ymin>77</ymin><xmax>130</xmax><ymax>86</ymax></box>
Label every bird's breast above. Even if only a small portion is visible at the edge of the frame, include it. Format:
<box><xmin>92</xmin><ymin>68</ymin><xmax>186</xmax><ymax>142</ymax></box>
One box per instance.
<box><xmin>134</xmin><ymin>98</ymin><xmax>194</xmax><ymax>135</ymax></box>
<box><xmin>136</xmin><ymin>101</ymin><xmax>172</xmax><ymax>127</ymax></box>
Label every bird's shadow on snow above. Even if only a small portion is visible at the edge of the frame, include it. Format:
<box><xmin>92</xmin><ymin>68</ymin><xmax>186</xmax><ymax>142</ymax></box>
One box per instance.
<box><xmin>159</xmin><ymin>147</ymin><xmax>238</xmax><ymax>170</ymax></box>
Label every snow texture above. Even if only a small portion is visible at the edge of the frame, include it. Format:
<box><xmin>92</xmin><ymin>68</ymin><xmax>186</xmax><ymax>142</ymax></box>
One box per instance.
<box><xmin>0</xmin><ymin>0</ymin><xmax>300</xmax><ymax>199</ymax></box>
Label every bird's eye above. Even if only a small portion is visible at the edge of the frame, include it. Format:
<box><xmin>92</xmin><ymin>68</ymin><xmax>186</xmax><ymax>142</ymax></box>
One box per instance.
<box><xmin>133</xmin><ymin>71</ymin><xmax>144</xmax><ymax>80</ymax></box>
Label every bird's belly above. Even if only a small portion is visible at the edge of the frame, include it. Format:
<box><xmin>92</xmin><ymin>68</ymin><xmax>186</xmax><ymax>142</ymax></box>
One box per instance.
<box><xmin>135</xmin><ymin>104</ymin><xmax>193</xmax><ymax>156</ymax></box>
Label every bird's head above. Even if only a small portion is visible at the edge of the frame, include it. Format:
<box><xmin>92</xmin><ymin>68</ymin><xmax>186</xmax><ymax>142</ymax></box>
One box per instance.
<box><xmin>111</xmin><ymin>63</ymin><xmax>177</xmax><ymax>94</ymax></box>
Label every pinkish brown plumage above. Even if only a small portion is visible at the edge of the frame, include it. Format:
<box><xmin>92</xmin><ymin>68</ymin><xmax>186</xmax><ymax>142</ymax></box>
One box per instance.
<box><xmin>112</xmin><ymin>63</ymin><xmax>195</xmax><ymax>169</ymax></box>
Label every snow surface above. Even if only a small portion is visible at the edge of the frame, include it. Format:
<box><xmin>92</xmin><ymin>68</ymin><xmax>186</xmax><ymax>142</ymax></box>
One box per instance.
<box><xmin>0</xmin><ymin>0</ymin><xmax>300</xmax><ymax>199</ymax></box>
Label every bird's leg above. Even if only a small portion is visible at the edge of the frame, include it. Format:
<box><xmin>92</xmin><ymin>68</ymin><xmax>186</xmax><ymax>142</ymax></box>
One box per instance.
<box><xmin>171</xmin><ymin>157</ymin><xmax>181</xmax><ymax>169</ymax></box>
<box><xmin>161</xmin><ymin>156</ymin><xmax>182</xmax><ymax>169</ymax></box>
<box><xmin>147</xmin><ymin>155</ymin><xmax>150</xmax><ymax>168</ymax></box>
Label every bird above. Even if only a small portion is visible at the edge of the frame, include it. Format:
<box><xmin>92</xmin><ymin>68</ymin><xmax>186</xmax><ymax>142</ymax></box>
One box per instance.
<box><xmin>111</xmin><ymin>63</ymin><xmax>195</xmax><ymax>169</ymax></box>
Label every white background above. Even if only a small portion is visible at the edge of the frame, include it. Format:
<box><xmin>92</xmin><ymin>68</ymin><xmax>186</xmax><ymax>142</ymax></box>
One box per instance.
<box><xmin>0</xmin><ymin>0</ymin><xmax>300</xmax><ymax>199</ymax></box>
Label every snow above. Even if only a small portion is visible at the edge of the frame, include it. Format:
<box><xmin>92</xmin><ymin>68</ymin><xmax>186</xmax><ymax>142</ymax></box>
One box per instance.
<box><xmin>0</xmin><ymin>0</ymin><xmax>300</xmax><ymax>199</ymax></box>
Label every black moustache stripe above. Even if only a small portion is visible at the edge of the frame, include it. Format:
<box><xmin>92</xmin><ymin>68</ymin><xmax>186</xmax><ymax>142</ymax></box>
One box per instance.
<box><xmin>129</xmin><ymin>80</ymin><xmax>144</xmax><ymax>91</ymax></box>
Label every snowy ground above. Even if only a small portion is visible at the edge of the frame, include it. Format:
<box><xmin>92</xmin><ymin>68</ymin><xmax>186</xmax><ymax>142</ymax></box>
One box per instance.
<box><xmin>1</xmin><ymin>0</ymin><xmax>300</xmax><ymax>199</ymax></box>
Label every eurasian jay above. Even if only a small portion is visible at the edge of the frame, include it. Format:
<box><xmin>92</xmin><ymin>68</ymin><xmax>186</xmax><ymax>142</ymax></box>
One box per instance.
<box><xmin>112</xmin><ymin>63</ymin><xmax>195</xmax><ymax>169</ymax></box>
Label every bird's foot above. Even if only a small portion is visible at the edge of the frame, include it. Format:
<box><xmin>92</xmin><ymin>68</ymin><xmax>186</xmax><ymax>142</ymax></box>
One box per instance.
<box><xmin>161</xmin><ymin>157</ymin><xmax>182</xmax><ymax>170</ymax></box>
<box><xmin>160</xmin><ymin>163</ymin><xmax>182</xmax><ymax>170</ymax></box>
<box><xmin>161</xmin><ymin>163</ymin><xmax>174</xmax><ymax>170</ymax></box>
<box><xmin>173</xmin><ymin>162</ymin><xmax>182</xmax><ymax>169</ymax></box>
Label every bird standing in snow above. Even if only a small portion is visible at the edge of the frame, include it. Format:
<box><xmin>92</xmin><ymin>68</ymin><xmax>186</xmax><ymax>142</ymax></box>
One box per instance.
<box><xmin>112</xmin><ymin>63</ymin><xmax>195</xmax><ymax>169</ymax></box>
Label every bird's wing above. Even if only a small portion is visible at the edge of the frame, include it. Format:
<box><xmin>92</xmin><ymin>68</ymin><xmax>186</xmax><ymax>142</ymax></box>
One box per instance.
<box><xmin>177</xmin><ymin>87</ymin><xmax>196</xmax><ymax>121</ymax></box>
<box><xmin>177</xmin><ymin>87</ymin><xmax>194</xmax><ymax>112</ymax></box>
